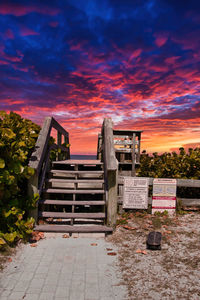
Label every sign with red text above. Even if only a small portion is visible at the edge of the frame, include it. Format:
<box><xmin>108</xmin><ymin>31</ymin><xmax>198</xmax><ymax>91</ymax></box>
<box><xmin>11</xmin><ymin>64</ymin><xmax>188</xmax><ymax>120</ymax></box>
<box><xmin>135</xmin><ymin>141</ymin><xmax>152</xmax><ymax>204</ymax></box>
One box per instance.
<box><xmin>152</xmin><ymin>178</ymin><xmax>177</xmax><ymax>215</ymax></box>
<box><xmin>123</xmin><ymin>177</ymin><xmax>149</xmax><ymax>209</ymax></box>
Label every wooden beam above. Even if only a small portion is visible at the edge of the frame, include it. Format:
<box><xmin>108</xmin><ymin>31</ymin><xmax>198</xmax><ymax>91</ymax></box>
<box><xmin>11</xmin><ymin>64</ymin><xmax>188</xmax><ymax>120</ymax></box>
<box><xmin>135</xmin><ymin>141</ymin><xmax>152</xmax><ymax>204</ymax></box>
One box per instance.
<box><xmin>29</xmin><ymin>117</ymin><xmax>52</xmax><ymax>173</ymax></box>
<box><xmin>118</xmin><ymin>176</ymin><xmax>200</xmax><ymax>188</ymax></box>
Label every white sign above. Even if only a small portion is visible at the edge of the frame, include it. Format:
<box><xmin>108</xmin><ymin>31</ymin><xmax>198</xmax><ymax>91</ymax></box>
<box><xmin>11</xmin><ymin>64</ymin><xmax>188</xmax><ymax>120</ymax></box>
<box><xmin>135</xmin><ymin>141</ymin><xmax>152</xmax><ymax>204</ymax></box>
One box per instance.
<box><xmin>123</xmin><ymin>177</ymin><xmax>149</xmax><ymax>209</ymax></box>
<box><xmin>152</xmin><ymin>178</ymin><xmax>177</xmax><ymax>215</ymax></box>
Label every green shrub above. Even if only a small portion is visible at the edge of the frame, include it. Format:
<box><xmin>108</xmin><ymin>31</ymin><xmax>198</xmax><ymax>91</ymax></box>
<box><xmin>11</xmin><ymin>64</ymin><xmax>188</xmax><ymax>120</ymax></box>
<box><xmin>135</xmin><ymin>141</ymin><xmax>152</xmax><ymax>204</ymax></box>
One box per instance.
<box><xmin>138</xmin><ymin>148</ymin><xmax>200</xmax><ymax>179</ymax></box>
<box><xmin>0</xmin><ymin>111</ymin><xmax>40</xmax><ymax>246</ymax></box>
<box><xmin>137</xmin><ymin>148</ymin><xmax>200</xmax><ymax>199</ymax></box>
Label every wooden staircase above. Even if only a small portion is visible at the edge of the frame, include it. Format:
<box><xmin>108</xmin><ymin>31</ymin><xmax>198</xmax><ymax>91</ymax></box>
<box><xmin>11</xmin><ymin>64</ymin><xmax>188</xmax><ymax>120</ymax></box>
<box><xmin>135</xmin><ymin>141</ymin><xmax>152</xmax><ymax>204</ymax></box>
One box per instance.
<box><xmin>34</xmin><ymin>160</ymin><xmax>113</xmax><ymax>234</ymax></box>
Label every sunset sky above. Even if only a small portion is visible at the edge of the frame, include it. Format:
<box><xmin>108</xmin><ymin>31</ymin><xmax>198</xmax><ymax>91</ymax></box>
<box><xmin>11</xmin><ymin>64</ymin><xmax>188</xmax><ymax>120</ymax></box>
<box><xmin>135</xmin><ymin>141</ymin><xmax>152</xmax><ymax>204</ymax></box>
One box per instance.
<box><xmin>0</xmin><ymin>0</ymin><xmax>200</xmax><ymax>154</ymax></box>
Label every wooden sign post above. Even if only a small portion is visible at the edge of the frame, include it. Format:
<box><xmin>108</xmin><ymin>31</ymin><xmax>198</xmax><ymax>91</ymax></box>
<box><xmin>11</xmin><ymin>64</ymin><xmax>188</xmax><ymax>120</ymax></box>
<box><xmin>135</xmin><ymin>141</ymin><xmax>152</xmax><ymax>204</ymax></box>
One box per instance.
<box><xmin>152</xmin><ymin>178</ymin><xmax>177</xmax><ymax>215</ymax></box>
<box><xmin>123</xmin><ymin>177</ymin><xmax>149</xmax><ymax>209</ymax></box>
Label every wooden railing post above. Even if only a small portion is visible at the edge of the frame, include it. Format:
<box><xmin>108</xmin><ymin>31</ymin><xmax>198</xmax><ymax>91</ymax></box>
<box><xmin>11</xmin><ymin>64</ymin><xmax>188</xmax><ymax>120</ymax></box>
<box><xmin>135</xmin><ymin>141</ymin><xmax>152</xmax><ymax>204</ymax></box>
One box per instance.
<box><xmin>102</xmin><ymin>118</ymin><xmax>118</xmax><ymax>227</ymax></box>
<box><xmin>57</xmin><ymin>131</ymin><xmax>62</xmax><ymax>160</ymax></box>
<box><xmin>28</xmin><ymin>171</ymin><xmax>39</xmax><ymax>222</ymax></box>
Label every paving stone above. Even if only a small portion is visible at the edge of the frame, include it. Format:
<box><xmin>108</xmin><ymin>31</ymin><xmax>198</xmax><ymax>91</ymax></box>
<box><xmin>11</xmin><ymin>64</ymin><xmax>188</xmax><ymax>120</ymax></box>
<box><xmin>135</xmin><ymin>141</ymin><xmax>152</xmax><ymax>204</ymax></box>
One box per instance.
<box><xmin>55</xmin><ymin>286</ymin><xmax>70</xmax><ymax>298</ymax></box>
<box><xmin>8</xmin><ymin>291</ymin><xmax>25</xmax><ymax>300</ymax></box>
<box><xmin>1</xmin><ymin>289</ymin><xmax>11</xmax><ymax>297</ymax></box>
<box><xmin>42</xmin><ymin>284</ymin><xmax>57</xmax><ymax>293</ymax></box>
<box><xmin>24</xmin><ymin>294</ymin><xmax>40</xmax><ymax>300</ymax></box>
<box><xmin>0</xmin><ymin>237</ymin><xmax>128</xmax><ymax>300</ymax></box>
<box><xmin>39</xmin><ymin>292</ymin><xmax>55</xmax><ymax>300</ymax></box>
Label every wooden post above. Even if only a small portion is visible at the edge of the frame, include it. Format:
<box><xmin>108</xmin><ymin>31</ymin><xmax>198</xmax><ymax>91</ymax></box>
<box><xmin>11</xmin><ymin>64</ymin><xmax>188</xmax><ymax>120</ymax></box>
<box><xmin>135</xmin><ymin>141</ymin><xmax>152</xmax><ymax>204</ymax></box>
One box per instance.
<box><xmin>28</xmin><ymin>171</ymin><xmax>39</xmax><ymax>223</ymax></box>
<box><xmin>64</xmin><ymin>136</ymin><xmax>68</xmax><ymax>159</ymax></box>
<box><xmin>107</xmin><ymin>169</ymin><xmax>118</xmax><ymax>226</ymax></box>
<box><xmin>137</xmin><ymin>133</ymin><xmax>141</xmax><ymax>163</ymax></box>
<box><xmin>103</xmin><ymin>118</ymin><xmax>118</xmax><ymax>227</ymax></box>
<box><xmin>57</xmin><ymin>131</ymin><xmax>62</xmax><ymax>160</ymax></box>
<box><xmin>131</xmin><ymin>133</ymin><xmax>136</xmax><ymax>176</ymax></box>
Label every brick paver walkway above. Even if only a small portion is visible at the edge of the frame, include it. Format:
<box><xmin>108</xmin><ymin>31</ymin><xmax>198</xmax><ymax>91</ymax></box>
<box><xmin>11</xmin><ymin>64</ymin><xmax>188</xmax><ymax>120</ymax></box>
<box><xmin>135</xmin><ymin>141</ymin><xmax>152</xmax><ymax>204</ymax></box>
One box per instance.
<box><xmin>0</xmin><ymin>234</ymin><xmax>127</xmax><ymax>300</ymax></box>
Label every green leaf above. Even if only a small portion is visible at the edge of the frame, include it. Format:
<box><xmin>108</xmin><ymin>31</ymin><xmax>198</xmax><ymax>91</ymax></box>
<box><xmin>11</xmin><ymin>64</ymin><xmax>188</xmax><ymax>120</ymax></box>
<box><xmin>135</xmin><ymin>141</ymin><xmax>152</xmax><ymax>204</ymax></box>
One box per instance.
<box><xmin>13</xmin><ymin>162</ymin><xmax>23</xmax><ymax>174</ymax></box>
<box><xmin>0</xmin><ymin>158</ymin><xmax>5</xmax><ymax>168</ymax></box>
<box><xmin>0</xmin><ymin>237</ymin><xmax>6</xmax><ymax>245</ymax></box>
<box><xmin>3</xmin><ymin>232</ymin><xmax>17</xmax><ymax>243</ymax></box>
<box><xmin>18</xmin><ymin>141</ymin><xmax>26</xmax><ymax>147</ymax></box>
<box><xmin>2</xmin><ymin>128</ymin><xmax>16</xmax><ymax>139</ymax></box>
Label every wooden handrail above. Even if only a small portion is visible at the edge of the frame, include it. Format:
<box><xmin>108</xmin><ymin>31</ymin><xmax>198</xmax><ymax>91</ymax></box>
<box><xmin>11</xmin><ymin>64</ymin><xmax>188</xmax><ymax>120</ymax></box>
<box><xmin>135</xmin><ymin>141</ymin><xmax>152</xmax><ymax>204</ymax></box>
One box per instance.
<box><xmin>29</xmin><ymin>117</ymin><xmax>69</xmax><ymax>174</ymax></box>
<box><xmin>28</xmin><ymin>117</ymin><xmax>70</xmax><ymax>221</ymax></box>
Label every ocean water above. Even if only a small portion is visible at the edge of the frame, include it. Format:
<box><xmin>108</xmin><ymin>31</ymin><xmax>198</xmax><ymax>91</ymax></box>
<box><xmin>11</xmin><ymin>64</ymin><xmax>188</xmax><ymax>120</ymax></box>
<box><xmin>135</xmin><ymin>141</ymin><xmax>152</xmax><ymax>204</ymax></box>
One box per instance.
<box><xmin>70</xmin><ymin>154</ymin><xmax>97</xmax><ymax>160</ymax></box>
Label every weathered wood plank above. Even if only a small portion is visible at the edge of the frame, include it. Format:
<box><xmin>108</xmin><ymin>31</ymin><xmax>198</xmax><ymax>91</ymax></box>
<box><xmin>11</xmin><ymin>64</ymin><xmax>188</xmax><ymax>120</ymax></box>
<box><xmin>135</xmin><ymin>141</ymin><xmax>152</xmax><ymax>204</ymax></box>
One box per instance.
<box><xmin>107</xmin><ymin>169</ymin><xmax>118</xmax><ymax>227</ymax></box>
<box><xmin>44</xmin><ymin>188</ymin><xmax>105</xmax><ymax>194</ymax></box>
<box><xmin>115</xmin><ymin>148</ymin><xmax>139</xmax><ymax>153</ymax></box>
<box><xmin>132</xmin><ymin>133</ymin><xmax>136</xmax><ymax>176</ymax></box>
<box><xmin>118</xmin><ymin>176</ymin><xmax>200</xmax><ymax>187</ymax></box>
<box><xmin>51</xmin><ymin>170</ymin><xmax>104</xmax><ymax>174</ymax></box>
<box><xmin>118</xmin><ymin>196</ymin><xmax>200</xmax><ymax>207</ymax></box>
<box><xmin>51</xmin><ymin>117</ymin><xmax>69</xmax><ymax>138</ymax></box>
<box><xmin>34</xmin><ymin>224</ymin><xmax>113</xmax><ymax>233</ymax></box>
<box><xmin>39</xmin><ymin>200</ymin><xmax>105</xmax><ymax>205</ymax></box>
<box><xmin>39</xmin><ymin>212</ymin><xmax>105</xmax><ymax>218</ymax></box>
<box><xmin>29</xmin><ymin>117</ymin><xmax>52</xmax><ymax>172</ymax></box>
<box><xmin>47</xmin><ymin>179</ymin><xmax>104</xmax><ymax>183</ymax></box>
<box><xmin>113</xmin><ymin>129</ymin><xmax>143</xmax><ymax>136</ymax></box>
<box><xmin>114</xmin><ymin>140</ymin><xmax>139</xmax><ymax>145</ymax></box>
<box><xmin>52</xmin><ymin>159</ymin><xmax>102</xmax><ymax>165</ymax></box>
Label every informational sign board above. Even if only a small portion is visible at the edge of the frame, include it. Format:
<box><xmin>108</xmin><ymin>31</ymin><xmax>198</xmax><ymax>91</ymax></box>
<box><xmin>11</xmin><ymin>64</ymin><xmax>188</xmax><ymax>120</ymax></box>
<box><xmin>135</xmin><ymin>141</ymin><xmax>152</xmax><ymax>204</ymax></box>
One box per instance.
<box><xmin>123</xmin><ymin>177</ymin><xmax>149</xmax><ymax>209</ymax></box>
<box><xmin>152</xmin><ymin>178</ymin><xmax>177</xmax><ymax>215</ymax></box>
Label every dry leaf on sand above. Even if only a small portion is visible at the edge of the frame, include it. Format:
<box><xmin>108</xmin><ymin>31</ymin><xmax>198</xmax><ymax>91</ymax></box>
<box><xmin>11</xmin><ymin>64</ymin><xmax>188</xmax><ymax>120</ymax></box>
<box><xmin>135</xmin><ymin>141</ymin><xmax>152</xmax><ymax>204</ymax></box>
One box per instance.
<box><xmin>62</xmin><ymin>234</ymin><xmax>69</xmax><ymax>238</ymax></box>
<box><xmin>136</xmin><ymin>249</ymin><xmax>142</xmax><ymax>253</ymax></box>
<box><xmin>107</xmin><ymin>252</ymin><xmax>117</xmax><ymax>256</ymax></box>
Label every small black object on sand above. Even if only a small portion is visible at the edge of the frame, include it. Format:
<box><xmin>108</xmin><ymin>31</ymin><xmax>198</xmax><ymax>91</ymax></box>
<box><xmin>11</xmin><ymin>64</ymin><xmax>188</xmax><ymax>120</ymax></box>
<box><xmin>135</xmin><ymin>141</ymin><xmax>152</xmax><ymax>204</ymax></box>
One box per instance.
<box><xmin>146</xmin><ymin>231</ymin><xmax>162</xmax><ymax>250</ymax></box>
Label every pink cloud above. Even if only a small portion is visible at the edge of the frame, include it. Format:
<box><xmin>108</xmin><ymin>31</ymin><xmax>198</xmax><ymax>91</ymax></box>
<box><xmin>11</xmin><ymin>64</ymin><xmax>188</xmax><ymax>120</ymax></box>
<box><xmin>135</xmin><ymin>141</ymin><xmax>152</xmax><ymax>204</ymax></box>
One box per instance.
<box><xmin>19</xmin><ymin>26</ymin><xmax>39</xmax><ymax>36</ymax></box>
<box><xmin>154</xmin><ymin>33</ymin><xmax>168</xmax><ymax>47</ymax></box>
<box><xmin>0</xmin><ymin>3</ymin><xmax>59</xmax><ymax>17</ymax></box>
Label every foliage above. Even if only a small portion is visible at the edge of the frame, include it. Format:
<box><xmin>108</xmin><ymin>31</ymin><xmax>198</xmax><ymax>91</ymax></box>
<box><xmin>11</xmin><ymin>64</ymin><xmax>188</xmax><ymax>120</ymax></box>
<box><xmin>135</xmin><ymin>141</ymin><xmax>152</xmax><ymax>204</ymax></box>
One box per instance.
<box><xmin>137</xmin><ymin>147</ymin><xmax>200</xmax><ymax>199</ymax></box>
<box><xmin>0</xmin><ymin>111</ymin><xmax>40</xmax><ymax>246</ymax></box>
<box><xmin>138</xmin><ymin>148</ymin><xmax>200</xmax><ymax>179</ymax></box>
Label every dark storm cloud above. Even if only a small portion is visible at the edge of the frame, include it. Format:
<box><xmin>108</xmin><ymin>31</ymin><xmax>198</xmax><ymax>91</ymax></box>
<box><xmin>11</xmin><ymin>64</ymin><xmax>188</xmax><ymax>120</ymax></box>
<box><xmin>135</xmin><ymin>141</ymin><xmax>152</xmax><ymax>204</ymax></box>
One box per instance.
<box><xmin>0</xmin><ymin>0</ymin><xmax>199</xmax><ymax>153</ymax></box>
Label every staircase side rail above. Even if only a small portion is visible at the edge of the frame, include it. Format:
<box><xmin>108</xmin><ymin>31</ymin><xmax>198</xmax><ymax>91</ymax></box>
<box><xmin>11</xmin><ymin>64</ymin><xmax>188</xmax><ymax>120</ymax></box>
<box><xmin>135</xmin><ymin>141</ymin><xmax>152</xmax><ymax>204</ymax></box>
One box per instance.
<box><xmin>102</xmin><ymin>118</ymin><xmax>118</xmax><ymax>227</ymax></box>
<box><xmin>29</xmin><ymin>117</ymin><xmax>69</xmax><ymax>174</ymax></box>
<box><xmin>118</xmin><ymin>176</ymin><xmax>200</xmax><ymax>207</ymax></box>
<box><xmin>97</xmin><ymin>133</ymin><xmax>102</xmax><ymax>160</ymax></box>
<box><xmin>28</xmin><ymin>117</ymin><xmax>70</xmax><ymax>221</ymax></box>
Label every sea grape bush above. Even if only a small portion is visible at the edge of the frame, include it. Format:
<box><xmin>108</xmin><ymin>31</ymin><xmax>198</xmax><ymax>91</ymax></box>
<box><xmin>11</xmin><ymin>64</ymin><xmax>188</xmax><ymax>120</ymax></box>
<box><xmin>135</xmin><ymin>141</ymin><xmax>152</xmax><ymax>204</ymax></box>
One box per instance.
<box><xmin>138</xmin><ymin>148</ymin><xmax>200</xmax><ymax>179</ymax></box>
<box><xmin>138</xmin><ymin>148</ymin><xmax>200</xmax><ymax>199</ymax></box>
<box><xmin>0</xmin><ymin>111</ymin><xmax>40</xmax><ymax>246</ymax></box>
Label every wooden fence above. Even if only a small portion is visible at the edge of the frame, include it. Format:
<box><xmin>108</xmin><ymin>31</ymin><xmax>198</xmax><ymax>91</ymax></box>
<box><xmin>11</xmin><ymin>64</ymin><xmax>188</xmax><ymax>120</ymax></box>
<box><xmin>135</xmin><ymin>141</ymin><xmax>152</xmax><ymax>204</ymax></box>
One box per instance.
<box><xmin>118</xmin><ymin>176</ymin><xmax>200</xmax><ymax>207</ymax></box>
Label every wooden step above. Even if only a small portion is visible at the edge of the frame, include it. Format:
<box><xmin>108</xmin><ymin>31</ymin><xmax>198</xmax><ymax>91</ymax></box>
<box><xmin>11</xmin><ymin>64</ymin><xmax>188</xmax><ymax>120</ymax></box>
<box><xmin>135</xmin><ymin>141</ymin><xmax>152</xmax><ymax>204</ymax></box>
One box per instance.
<box><xmin>50</xmin><ymin>170</ymin><xmax>104</xmax><ymax>174</ymax></box>
<box><xmin>52</xmin><ymin>159</ymin><xmax>103</xmax><ymax>165</ymax></box>
<box><xmin>43</xmin><ymin>188</ymin><xmax>105</xmax><ymax>194</ymax></box>
<box><xmin>47</xmin><ymin>179</ymin><xmax>104</xmax><ymax>183</ymax></box>
<box><xmin>34</xmin><ymin>224</ymin><xmax>112</xmax><ymax>233</ymax></box>
<box><xmin>39</xmin><ymin>211</ymin><xmax>105</xmax><ymax>219</ymax></box>
<box><xmin>39</xmin><ymin>200</ymin><xmax>105</xmax><ymax>206</ymax></box>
